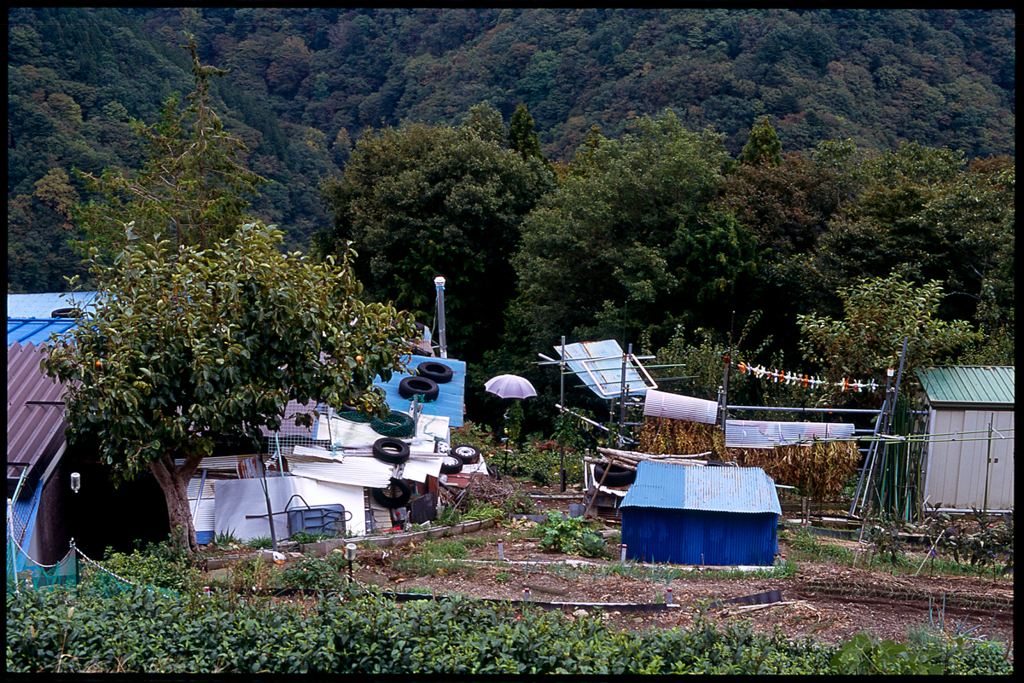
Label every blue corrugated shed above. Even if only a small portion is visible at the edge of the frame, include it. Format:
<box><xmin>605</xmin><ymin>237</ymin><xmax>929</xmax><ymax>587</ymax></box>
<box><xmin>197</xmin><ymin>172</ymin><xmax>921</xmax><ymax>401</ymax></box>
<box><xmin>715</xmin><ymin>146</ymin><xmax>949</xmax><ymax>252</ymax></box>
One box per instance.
<box><xmin>7</xmin><ymin>318</ymin><xmax>78</xmax><ymax>346</ymax></box>
<box><xmin>376</xmin><ymin>355</ymin><xmax>467</xmax><ymax>428</ymax></box>
<box><xmin>620</xmin><ymin>462</ymin><xmax>781</xmax><ymax>566</ymax></box>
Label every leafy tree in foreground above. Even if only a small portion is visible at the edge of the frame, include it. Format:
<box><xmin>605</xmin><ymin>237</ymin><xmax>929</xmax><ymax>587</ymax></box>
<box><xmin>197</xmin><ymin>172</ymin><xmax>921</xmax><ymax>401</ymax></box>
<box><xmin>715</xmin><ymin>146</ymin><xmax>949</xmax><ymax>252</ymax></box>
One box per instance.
<box><xmin>796</xmin><ymin>273</ymin><xmax>979</xmax><ymax>400</ymax></box>
<box><xmin>42</xmin><ymin>223</ymin><xmax>416</xmax><ymax>553</ymax></box>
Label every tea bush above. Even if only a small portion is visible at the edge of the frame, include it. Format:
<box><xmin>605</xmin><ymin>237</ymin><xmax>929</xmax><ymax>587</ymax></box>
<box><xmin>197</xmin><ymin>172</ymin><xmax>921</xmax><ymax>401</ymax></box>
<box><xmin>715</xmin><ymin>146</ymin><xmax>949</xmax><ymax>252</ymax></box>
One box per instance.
<box><xmin>6</xmin><ymin>585</ymin><xmax>1012</xmax><ymax>674</ymax></box>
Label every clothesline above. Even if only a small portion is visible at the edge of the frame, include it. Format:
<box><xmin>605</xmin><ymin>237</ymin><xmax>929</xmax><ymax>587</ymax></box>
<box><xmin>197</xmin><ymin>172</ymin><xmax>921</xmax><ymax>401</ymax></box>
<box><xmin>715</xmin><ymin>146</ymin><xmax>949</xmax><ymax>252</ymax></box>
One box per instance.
<box><xmin>734</xmin><ymin>361</ymin><xmax>887</xmax><ymax>392</ymax></box>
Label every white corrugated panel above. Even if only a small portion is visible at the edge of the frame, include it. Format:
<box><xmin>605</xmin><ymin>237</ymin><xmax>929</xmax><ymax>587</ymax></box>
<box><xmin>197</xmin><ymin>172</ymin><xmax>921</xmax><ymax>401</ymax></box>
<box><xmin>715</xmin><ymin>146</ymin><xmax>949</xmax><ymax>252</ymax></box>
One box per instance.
<box><xmin>287</xmin><ymin>454</ymin><xmax>394</xmax><ymax>487</ymax></box>
<box><xmin>726</xmin><ymin>420</ymin><xmax>856</xmax><ymax>449</ymax></box>
<box><xmin>725</xmin><ymin>420</ymin><xmax>780</xmax><ymax>449</ymax></box>
<box><xmin>558</xmin><ymin>339</ymin><xmax>656</xmax><ymax>398</ymax></box>
<box><xmin>802</xmin><ymin>422</ymin><xmax>856</xmax><ymax>441</ymax></box>
<box><xmin>644</xmin><ymin>390</ymin><xmax>718</xmax><ymax>424</ymax></box>
<box><xmin>187</xmin><ymin>477</ymin><xmax>216</xmax><ymax>499</ymax></box>
<box><xmin>192</xmin><ymin>497</ymin><xmax>216</xmax><ymax>533</ymax></box>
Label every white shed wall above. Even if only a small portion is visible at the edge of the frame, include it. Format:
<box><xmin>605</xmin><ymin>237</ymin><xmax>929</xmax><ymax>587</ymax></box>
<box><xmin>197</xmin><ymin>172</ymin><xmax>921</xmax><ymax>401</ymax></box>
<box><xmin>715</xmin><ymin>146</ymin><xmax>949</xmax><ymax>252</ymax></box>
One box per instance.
<box><xmin>923</xmin><ymin>409</ymin><xmax>1014</xmax><ymax>511</ymax></box>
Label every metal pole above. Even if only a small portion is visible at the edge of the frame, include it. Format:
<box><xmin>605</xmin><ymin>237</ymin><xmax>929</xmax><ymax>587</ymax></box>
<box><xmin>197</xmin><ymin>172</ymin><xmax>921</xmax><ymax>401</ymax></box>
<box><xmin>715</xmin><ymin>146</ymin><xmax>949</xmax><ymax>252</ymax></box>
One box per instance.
<box><xmin>983</xmin><ymin>415</ymin><xmax>993</xmax><ymax>515</ymax></box>
<box><xmin>560</xmin><ymin>336</ymin><xmax>566</xmax><ymax>492</ymax></box>
<box><xmin>260</xmin><ymin>465</ymin><xmax>278</xmax><ymax>552</ymax></box>
<box><xmin>722</xmin><ymin>311</ymin><xmax>734</xmax><ymax>432</ymax></box>
<box><xmin>618</xmin><ymin>344</ymin><xmax>630</xmax><ymax>447</ymax></box>
<box><xmin>434</xmin><ymin>276</ymin><xmax>447</xmax><ymax>358</ymax></box>
<box><xmin>857</xmin><ymin>338</ymin><xmax>908</xmax><ymax>520</ymax></box>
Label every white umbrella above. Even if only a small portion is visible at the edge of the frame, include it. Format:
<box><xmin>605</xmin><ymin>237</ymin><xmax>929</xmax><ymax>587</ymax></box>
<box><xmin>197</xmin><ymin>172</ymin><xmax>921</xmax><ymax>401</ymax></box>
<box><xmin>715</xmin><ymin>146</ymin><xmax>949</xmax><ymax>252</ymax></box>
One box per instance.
<box><xmin>484</xmin><ymin>374</ymin><xmax>537</xmax><ymax>399</ymax></box>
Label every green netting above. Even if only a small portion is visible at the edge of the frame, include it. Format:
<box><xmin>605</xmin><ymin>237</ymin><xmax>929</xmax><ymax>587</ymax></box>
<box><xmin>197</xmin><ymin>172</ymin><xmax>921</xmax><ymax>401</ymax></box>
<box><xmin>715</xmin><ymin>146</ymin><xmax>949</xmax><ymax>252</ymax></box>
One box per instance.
<box><xmin>336</xmin><ymin>409</ymin><xmax>373</xmax><ymax>423</ymax></box>
<box><xmin>6</xmin><ymin>541</ymin><xmax>178</xmax><ymax>600</ymax></box>
<box><xmin>371</xmin><ymin>411</ymin><xmax>416</xmax><ymax>438</ymax></box>
<box><xmin>6</xmin><ymin>548</ymin><xmax>77</xmax><ymax>594</ymax></box>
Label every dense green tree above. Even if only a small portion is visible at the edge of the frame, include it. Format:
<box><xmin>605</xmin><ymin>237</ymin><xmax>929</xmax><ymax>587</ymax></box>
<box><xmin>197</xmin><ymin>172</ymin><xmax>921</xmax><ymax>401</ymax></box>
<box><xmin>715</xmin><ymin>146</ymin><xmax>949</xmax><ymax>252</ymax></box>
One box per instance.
<box><xmin>736</xmin><ymin>116</ymin><xmax>782</xmax><ymax>167</ymax></box>
<box><xmin>803</xmin><ymin>143</ymin><xmax>1013</xmax><ymax>328</ymax></box>
<box><xmin>460</xmin><ymin>102</ymin><xmax>506</xmax><ymax>145</ymax></box>
<box><xmin>42</xmin><ymin>224</ymin><xmax>415</xmax><ymax>553</ymax></box>
<box><xmin>9</xmin><ymin>7</ymin><xmax>1016</xmax><ymax>297</ymax></box>
<box><xmin>314</xmin><ymin>116</ymin><xmax>556</xmax><ymax>361</ymax></box>
<box><xmin>512</xmin><ymin>110</ymin><xmax>758</xmax><ymax>351</ymax></box>
<box><xmin>508</xmin><ymin>103</ymin><xmax>547</xmax><ymax>165</ymax></box>
<box><xmin>797</xmin><ymin>273</ymin><xmax>979</xmax><ymax>398</ymax></box>
<box><xmin>74</xmin><ymin>36</ymin><xmax>267</xmax><ymax>259</ymax></box>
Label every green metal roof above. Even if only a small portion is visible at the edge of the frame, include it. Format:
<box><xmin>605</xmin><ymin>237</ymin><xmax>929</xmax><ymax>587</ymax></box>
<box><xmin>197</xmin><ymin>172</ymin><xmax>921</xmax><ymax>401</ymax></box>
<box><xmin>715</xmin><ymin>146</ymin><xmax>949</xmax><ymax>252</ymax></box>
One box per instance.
<box><xmin>917</xmin><ymin>366</ymin><xmax>1014</xmax><ymax>408</ymax></box>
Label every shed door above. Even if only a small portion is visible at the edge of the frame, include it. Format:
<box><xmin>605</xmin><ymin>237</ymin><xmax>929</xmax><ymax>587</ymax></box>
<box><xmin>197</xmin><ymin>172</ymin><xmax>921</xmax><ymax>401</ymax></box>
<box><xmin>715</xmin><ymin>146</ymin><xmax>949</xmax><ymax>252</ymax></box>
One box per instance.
<box><xmin>924</xmin><ymin>410</ymin><xmax>1014</xmax><ymax>511</ymax></box>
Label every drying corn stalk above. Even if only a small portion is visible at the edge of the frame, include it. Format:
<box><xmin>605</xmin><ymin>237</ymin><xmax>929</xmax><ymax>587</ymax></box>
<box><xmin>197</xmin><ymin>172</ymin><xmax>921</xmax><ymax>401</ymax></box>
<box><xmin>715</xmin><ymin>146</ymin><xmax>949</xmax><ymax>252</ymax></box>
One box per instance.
<box><xmin>742</xmin><ymin>440</ymin><xmax>859</xmax><ymax>501</ymax></box>
<box><xmin>636</xmin><ymin>417</ymin><xmax>732</xmax><ymax>461</ymax></box>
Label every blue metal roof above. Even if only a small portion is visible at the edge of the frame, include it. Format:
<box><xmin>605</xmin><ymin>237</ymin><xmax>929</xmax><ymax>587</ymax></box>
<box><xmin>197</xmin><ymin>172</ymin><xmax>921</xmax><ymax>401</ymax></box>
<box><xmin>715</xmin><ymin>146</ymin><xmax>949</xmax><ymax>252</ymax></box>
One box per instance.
<box><xmin>376</xmin><ymin>355</ymin><xmax>467</xmax><ymax>428</ymax></box>
<box><xmin>917</xmin><ymin>366</ymin><xmax>1014</xmax><ymax>408</ymax></box>
<box><xmin>7</xmin><ymin>292</ymin><xmax>102</xmax><ymax>319</ymax></box>
<box><xmin>621</xmin><ymin>461</ymin><xmax>781</xmax><ymax>516</ymax></box>
<box><xmin>7</xmin><ymin>318</ymin><xmax>78</xmax><ymax>346</ymax></box>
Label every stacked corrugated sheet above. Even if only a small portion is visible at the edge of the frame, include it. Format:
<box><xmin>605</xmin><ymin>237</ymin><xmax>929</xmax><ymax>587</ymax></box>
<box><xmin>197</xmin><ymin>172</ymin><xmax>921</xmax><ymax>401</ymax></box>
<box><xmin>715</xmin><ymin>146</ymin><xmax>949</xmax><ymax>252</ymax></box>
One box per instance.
<box><xmin>724</xmin><ymin>420</ymin><xmax>856</xmax><ymax>449</ymax></box>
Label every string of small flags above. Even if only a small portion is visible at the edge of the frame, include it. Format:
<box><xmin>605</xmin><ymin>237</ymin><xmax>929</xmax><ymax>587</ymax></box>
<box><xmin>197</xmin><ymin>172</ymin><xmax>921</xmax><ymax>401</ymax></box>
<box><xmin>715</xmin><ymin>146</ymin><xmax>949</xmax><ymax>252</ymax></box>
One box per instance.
<box><xmin>734</xmin><ymin>361</ymin><xmax>885</xmax><ymax>392</ymax></box>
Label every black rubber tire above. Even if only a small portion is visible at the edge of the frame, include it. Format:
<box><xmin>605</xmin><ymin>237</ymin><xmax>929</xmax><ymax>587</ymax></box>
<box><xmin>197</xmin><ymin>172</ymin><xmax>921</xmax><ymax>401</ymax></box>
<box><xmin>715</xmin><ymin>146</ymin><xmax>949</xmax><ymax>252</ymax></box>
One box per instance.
<box><xmin>416</xmin><ymin>361</ymin><xmax>454</xmax><ymax>384</ymax></box>
<box><xmin>439</xmin><ymin>455</ymin><xmax>463</xmax><ymax>475</ymax></box>
<box><xmin>372</xmin><ymin>437</ymin><xmax>410</xmax><ymax>464</ymax></box>
<box><xmin>451</xmin><ymin>444</ymin><xmax>481</xmax><ymax>464</ymax></box>
<box><xmin>705</xmin><ymin>460</ymin><xmax>727</xmax><ymax>467</ymax></box>
<box><xmin>371</xmin><ymin>478</ymin><xmax>412</xmax><ymax>509</ymax></box>
<box><xmin>398</xmin><ymin>376</ymin><xmax>440</xmax><ymax>400</ymax></box>
<box><xmin>50</xmin><ymin>307</ymin><xmax>77</xmax><ymax>318</ymax></box>
<box><xmin>593</xmin><ymin>463</ymin><xmax>636</xmax><ymax>488</ymax></box>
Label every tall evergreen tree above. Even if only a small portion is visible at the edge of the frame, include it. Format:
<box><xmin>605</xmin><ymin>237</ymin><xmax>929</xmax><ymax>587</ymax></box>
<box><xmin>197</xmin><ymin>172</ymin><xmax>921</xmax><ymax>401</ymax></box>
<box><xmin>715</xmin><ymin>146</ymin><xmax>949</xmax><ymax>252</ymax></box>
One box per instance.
<box><xmin>73</xmin><ymin>35</ymin><xmax>267</xmax><ymax>260</ymax></box>
<box><xmin>737</xmin><ymin>117</ymin><xmax>783</xmax><ymax>167</ymax></box>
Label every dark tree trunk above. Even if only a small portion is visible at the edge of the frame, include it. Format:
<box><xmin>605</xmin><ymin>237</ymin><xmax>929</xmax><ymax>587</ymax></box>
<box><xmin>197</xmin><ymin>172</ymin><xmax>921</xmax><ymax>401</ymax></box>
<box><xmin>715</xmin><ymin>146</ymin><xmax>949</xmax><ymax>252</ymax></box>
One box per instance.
<box><xmin>150</xmin><ymin>454</ymin><xmax>204</xmax><ymax>554</ymax></box>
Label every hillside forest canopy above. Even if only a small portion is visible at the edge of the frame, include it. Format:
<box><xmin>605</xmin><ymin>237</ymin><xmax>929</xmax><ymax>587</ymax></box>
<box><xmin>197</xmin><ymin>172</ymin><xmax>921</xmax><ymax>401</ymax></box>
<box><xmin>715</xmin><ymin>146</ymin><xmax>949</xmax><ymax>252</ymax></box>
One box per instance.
<box><xmin>8</xmin><ymin>7</ymin><xmax>1015</xmax><ymax>434</ymax></box>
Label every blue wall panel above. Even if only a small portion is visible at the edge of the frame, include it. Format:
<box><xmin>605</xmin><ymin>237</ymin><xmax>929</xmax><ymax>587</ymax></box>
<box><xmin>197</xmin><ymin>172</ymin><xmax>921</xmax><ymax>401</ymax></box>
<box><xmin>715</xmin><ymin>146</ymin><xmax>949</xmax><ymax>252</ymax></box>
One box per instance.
<box><xmin>622</xmin><ymin>508</ymin><xmax>777</xmax><ymax>566</ymax></box>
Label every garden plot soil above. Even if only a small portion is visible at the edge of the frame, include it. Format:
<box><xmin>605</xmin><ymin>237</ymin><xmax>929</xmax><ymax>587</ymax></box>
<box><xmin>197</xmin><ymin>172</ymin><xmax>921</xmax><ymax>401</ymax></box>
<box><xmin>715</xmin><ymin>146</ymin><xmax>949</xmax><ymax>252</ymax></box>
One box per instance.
<box><xmin>351</xmin><ymin>527</ymin><xmax>1013</xmax><ymax>648</ymax></box>
<box><xmin>205</xmin><ymin>484</ymin><xmax>1013</xmax><ymax>650</ymax></box>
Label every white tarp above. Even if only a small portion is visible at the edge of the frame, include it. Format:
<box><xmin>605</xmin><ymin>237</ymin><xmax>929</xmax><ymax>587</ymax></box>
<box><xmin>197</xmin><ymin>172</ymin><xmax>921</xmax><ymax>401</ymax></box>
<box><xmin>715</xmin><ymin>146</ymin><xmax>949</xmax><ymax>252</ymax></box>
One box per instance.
<box><xmin>215</xmin><ymin>477</ymin><xmax>367</xmax><ymax>540</ymax></box>
<box><xmin>315</xmin><ymin>412</ymin><xmax>450</xmax><ymax>448</ymax></box>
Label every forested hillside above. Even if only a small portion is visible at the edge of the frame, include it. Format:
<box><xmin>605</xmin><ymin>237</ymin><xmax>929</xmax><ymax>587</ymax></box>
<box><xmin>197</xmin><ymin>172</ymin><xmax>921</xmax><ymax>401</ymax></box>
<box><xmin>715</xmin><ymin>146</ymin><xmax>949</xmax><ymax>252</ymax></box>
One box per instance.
<box><xmin>8</xmin><ymin>7</ymin><xmax>1014</xmax><ymax>294</ymax></box>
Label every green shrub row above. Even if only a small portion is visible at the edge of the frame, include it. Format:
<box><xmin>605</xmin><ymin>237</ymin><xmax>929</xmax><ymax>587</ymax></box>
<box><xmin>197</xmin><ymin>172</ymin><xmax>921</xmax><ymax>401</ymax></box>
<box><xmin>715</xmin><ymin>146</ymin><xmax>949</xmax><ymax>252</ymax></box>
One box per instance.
<box><xmin>6</xmin><ymin>586</ymin><xmax>1012</xmax><ymax>674</ymax></box>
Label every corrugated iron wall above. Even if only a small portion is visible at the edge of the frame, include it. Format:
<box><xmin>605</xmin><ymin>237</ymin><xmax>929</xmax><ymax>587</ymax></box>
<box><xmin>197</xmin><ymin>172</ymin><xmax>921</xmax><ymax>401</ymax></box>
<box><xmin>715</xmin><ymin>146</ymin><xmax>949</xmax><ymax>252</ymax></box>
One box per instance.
<box><xmin>621</xmin><ymin>509</ymin><xmax>777</xmax><ymax>566</ymax></box>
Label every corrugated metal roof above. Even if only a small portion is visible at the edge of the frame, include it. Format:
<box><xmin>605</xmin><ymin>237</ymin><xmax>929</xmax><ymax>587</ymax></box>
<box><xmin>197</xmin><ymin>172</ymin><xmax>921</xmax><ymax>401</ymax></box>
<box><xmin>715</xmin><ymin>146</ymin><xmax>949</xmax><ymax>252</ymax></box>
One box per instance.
<box><xmin>7</xmin><ymin>318</ymin><xmax>78</xmax><ymax>346</ymax></box>
<box><xmin>621</xmin><ymin>461</ymin><xmax>781</xmax><ymax>515</ymax></box>
<box><xmin>376</xmin><ymin>356</ymin><xmax>467</xmax><ymax>427</ymax></box>
<box><xmin>7</xmin><ymin>342</ymin><xmax>69</xmax><ymax>497</ymax></box>
<box><xmin>7</xmin><ymin>292</ymin><xmax>103</xmax><ymax>319</ymax></box>
<box><xmin>557</xmin><ymin>340</ymin><xmax>657</xmax><ymax>399</ymax></box>
<box><xmin>918</xmin><ymin>366</ymin><xmax>1014</xmax><ymax>408</ymax></box>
